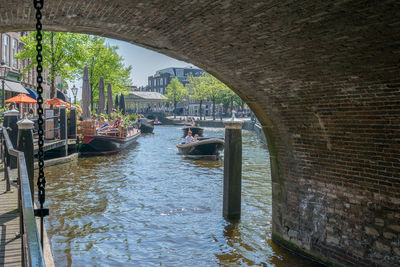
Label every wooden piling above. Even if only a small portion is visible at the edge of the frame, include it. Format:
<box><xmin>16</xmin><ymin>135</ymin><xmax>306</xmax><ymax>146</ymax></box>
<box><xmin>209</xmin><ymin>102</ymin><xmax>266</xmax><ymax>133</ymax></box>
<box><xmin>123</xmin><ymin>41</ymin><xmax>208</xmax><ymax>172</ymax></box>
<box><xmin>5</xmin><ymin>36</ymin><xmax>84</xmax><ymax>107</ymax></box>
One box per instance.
<box><xmin>60</xmin><ymin>105</ymin><xmax>68</xmax><ymax>156</ymax></box>
<box><xmin>223</xmin><ymin>120</ymin><xmax>244</xmax><ymax>220</ymax></box>
<box><xmin>17</xmin><ymin>118</ymin><xmax>35</xmax><ymax>202</ymax></box>
<box><xmin>4</xmin><ymin>109</ymin><xmax>19</xmax><ymax>169</ymax></box>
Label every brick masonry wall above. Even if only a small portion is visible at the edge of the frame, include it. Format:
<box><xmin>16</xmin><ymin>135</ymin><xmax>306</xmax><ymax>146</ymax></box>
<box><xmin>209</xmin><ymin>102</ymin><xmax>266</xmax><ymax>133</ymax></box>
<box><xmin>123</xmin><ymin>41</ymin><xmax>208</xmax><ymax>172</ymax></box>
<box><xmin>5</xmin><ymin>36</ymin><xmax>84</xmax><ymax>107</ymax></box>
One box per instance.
<box><xmin>1</xmin><ymin>0</ymin><xmax>399</xmax><ymax>265</ymax></box>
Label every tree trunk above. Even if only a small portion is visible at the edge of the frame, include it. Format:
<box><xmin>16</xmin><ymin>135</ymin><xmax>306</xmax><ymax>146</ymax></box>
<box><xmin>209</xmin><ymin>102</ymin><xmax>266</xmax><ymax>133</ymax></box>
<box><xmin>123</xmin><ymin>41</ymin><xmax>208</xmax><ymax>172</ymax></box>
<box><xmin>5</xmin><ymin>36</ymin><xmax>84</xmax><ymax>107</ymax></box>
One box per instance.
<box><xmin>230</xmin><ymin>96</ymin><xmax>233</xmax><ymax>117</ymax></box>
<box><xmin>212</xmin><ymin>98</ymin><xmax>216</xmax><ymax>120</ymax></box>
<box><xmin>50</xmin><ymin>32</ymin><xmax>56</xmax><ymax>99</ymax></box>
<box><xmin>174</xmin><ymin>100</ymin><xmax>177</xmax><ymax>119</ymax></box>
<box><xmin>50</xmin><ymin>76</ymin><xmax>55</xmax><ymax>99</ymax></box>
<box><xmin>199</xmin><ymin>100</ymin><xmax>203</xmax><ymax>120</ymax></box>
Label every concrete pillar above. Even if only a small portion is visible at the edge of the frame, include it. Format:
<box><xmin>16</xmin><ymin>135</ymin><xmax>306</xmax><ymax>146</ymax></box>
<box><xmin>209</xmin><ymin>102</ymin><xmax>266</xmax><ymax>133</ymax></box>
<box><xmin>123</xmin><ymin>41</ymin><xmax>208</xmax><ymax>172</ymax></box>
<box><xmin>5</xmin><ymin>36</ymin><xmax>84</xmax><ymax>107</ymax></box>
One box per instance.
<box><xmin>17</xmin><ymin>118</ymin><xmax>35</xmax><ymax>202</ymax></box>
<box><xmin>4</xmin><ymin>109</ymin><xmax>19</xmax><ymax>169</ymax></box>
<box><xmin>223</xmin><ymin>120</ymin><xmax>244</xmax><ymax>220</ymax></box>
<box><xmin>59</xmin><ymin>105</ymin><xmax>68</xmax><ymax>156</ymax></box>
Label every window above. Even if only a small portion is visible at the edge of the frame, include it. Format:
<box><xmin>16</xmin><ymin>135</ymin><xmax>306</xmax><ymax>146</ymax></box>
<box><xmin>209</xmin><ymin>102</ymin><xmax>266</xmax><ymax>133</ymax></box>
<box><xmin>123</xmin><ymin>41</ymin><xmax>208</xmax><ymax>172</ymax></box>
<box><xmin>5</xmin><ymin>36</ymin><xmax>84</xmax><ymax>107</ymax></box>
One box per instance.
<box><xmin>176</xmin><ymin>69</ymin><xmax>184</xmax><ymax>77</ymax></box>
<box><xmin>12</xmin><ymin>39</ymin><xmax>18</xmax><ymax>69</ymax></box>
<box><xmin>3</xmin><ymin>35</ymin><xmax>10</xmax><ymax>66</ymax></box>
<box><xmin>160</xmin><ymin>79</ymin><xmax>163</xmax><ymax>85</ymax></box>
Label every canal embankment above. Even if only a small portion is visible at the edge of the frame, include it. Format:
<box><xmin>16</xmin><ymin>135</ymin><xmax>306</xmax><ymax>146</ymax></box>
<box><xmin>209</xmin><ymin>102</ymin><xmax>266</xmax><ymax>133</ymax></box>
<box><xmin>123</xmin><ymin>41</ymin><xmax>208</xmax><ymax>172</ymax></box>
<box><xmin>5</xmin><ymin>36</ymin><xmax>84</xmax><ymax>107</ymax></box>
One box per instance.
<box><xmin>161</xmin><ymin>115</ymin><xmax>268</xmax><ymax>145</ymax></box>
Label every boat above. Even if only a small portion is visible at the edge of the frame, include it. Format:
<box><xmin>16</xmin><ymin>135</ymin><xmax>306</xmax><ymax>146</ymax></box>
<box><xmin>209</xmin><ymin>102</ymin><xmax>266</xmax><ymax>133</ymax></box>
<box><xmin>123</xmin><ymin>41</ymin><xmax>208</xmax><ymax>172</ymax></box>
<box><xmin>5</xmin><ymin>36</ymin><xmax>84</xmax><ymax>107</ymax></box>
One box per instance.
<box><xmin>78</xmin><ymin>121</ymin><xmax>141</xmax><ymax>156</ymax></box>
<box><xmin>182</xmin><ymin>126</ymin><xmax>204</xmax><ymax>137</ymax></box>
<box><xmin>138</xmin><ymin>118</ymin><xmax>154</xmax><ymax>133</ymax></box>
<box><xmin>154</xmin><ymin>118</ymin><xmax>162</xmax><ymax>125</ymax></box>
<box><xmin>176</xmin><ymin>138</ymin><xmax>224</xmax><ymax>160</ymax></box>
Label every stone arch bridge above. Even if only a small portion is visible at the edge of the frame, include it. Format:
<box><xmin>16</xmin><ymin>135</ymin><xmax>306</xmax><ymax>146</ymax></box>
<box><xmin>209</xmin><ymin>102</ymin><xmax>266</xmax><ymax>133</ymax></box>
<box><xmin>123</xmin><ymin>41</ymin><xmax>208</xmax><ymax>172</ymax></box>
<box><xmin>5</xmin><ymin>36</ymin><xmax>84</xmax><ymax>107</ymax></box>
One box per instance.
<box><xmin>0</xmin><ymin>1</ymin><xmax>399</xmax><ymax>265</ymax></box>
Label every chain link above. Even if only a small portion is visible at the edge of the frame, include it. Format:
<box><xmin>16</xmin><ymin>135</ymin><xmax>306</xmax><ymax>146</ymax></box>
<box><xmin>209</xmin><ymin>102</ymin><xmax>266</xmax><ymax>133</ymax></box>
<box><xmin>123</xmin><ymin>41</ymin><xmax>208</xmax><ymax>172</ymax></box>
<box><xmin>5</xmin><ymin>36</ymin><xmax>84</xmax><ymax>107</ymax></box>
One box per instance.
<box><xmin>34</xmin><ymin>0</ymin><xmax>46</xmax><ymax>214</ymax></box>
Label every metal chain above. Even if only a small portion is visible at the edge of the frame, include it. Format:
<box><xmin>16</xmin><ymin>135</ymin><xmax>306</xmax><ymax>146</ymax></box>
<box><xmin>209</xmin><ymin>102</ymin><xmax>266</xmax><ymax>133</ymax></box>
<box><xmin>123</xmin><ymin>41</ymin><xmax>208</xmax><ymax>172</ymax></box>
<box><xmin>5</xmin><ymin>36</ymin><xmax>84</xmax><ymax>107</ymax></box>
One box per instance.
<box><xmin>34</xmin><ymin>0</ymin><xmax>46</xmax><ymax>247</ymax></box>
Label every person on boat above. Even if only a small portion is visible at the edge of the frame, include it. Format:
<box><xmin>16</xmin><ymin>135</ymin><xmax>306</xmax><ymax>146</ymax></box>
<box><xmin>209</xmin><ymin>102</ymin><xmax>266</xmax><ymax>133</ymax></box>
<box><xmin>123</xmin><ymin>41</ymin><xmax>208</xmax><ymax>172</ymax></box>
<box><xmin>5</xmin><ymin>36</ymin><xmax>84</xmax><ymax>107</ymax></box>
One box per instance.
<box><xmin>185</xmin><ymin>131</ymin><xmax>194</xmax><ymax>144</ymax></box>
<box><xmin>114</xmin><ymin>116</ymin><xmax>122</xmax><ymax>128</ymax></box>
<box><xmin>190</xmin><ymin>120</ymin><xmax>195</xmax><ymax>127</ymax></box>
<box><xmin>98</xmin><ymin>117</ymin><xmax>111</xmax><ymax>131</ymax></box>
<box><xmin>193</xmin><ymin>134</ymin><xmax>199</xmax><ymax>142</ymax></box>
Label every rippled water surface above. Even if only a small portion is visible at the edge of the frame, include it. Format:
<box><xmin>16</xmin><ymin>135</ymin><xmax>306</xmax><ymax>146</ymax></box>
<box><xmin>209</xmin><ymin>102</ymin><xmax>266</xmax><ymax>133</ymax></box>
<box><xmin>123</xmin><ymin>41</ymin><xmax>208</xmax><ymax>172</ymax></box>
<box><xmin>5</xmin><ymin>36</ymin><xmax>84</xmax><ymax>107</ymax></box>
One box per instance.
<box><xmin>45</xmin><ymin>126</ymin><xmax>318</xmax><ymax>266</ymax></box>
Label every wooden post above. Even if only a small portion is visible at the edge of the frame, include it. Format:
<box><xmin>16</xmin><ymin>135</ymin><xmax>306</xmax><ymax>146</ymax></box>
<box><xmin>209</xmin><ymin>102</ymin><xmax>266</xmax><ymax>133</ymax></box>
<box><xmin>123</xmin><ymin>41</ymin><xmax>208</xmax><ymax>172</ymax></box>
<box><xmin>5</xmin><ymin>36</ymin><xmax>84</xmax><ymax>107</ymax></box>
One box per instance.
<box><xmin>4</xmin><ymin>108</ymin><xmax>19</xmax><ymax>169</ymax></box>
<box><xmin>60</xmin><ymin>104</ymin><xmax>68</xmax><ymax>156</ymax></box>
<box><xmin>69</xmin><ymin>106</ymin><xmax>77</xmax><ymax>138</ymax></box>
<box><xmin>17</xmin><ymin>118</ymin><xmax>35</xmax><ymax>202</ymax></box>
<box><xmin>223</xmin><ymin>119</ymin><xmax>244</xmax><ymax>220</ymax></box>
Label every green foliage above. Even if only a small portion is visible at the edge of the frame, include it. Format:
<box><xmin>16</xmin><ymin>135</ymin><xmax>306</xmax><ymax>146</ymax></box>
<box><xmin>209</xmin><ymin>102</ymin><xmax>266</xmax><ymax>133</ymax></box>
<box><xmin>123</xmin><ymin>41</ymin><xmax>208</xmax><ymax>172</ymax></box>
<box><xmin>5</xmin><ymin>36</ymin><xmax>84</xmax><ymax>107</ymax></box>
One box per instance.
<box><xmin>186</xmin><ymin>73</ymin><xmax>244</xmax><ymax>117</ymax></box>
<box><xmin>165</xmin><ymin>78</ymin><xmax>187</xmax><ymax>117</ymax></box>
<box><xmin>187</xmin><ymin>73</ymin><xmax>208</xmax><ymax>103</ymax></box>
<box><xmin>165</xmin><ymin>78</ymin><xmax>187</xmax><ymax>104</ymax></box>
<box><xmin>17</xmin><ymin>31</ymin><xmax>89</xmax><ymax>98</ymax></box>
<box><xmin>126</xmin><ymin>114</ymin><xmax>137</xmax><ymax>121</ymax></box>
<box><xmin>80</xmin><ymin>36</ymin><xmax>132</xmax><ymax>104</ymax></box>
<box><xmin>17</xmin><ymin>32</ymin><xmax>132</xmax><ymax>105</ymax></box>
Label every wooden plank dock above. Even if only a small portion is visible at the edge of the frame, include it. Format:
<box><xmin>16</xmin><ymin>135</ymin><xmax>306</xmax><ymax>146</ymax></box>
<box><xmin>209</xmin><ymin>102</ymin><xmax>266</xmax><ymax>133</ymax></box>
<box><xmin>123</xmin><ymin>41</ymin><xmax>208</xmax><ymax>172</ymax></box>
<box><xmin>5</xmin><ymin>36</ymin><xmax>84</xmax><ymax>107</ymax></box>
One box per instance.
<box><xmin>0</xmin><ymin>170</ymin><xmax>22</xmax><ymax>267</ymax></box>
<box><xmin>33</xmin><ymin>138</ymin><xmax>76</xmax><ymax>155</ymax></box>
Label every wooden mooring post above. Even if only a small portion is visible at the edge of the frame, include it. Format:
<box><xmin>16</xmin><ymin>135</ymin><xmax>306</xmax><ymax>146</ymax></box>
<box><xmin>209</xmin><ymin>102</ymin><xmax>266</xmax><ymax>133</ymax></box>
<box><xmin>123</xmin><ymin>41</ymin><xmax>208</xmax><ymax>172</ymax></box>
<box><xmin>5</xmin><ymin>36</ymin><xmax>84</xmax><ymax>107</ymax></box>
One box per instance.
<box><xmin>69</xmin><ymin>106</ymin><xmax>77</xmax><ymax>138</ymax></box>
<box><xmin>17</xmin><ymin>118</ymin><xmax>35</xmax><ymax>202</ymax></box>
<box><xmin>4</xmin><ymin>108</ymin><xmax>19</xmax><ymax>169</ymax></box>
<box><xmin>223</xmin><ymin>119</ymin><xmax>244</xmax><ymax>220</ymax></box>
<box><xmin>60</xmin><ymin>104</ymin><xmax>68</xmax><ymax>156</ymax></box>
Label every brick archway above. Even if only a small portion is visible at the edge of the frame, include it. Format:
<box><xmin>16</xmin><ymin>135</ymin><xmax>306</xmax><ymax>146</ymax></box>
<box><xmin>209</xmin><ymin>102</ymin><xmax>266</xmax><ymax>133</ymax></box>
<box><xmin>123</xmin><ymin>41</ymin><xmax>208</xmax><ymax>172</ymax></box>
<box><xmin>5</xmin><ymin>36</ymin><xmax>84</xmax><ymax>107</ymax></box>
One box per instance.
<box><xmin>1</xmin><ymin>1</ymin><xmax>399</xmax><ymax>266</ymax></box>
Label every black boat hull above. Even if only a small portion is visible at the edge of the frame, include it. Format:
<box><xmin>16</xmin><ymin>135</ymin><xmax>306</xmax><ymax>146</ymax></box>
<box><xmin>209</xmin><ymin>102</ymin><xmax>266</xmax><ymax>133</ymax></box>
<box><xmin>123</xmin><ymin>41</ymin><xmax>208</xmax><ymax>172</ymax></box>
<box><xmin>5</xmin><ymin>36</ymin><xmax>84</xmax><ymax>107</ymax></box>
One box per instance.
<box><xmin>79</xmin><ymin>132</ymin><xmax>140</xmax><ymax>156</ymax></box>
<box><xmin>176</xmin><ymin>138</ymin><xmax>224</xmax><ymax>160</ymax></box>
<box><xmin>140</xmin><ymin>124</ymin><xmax>154</xmax><ymax>133</ymax></box>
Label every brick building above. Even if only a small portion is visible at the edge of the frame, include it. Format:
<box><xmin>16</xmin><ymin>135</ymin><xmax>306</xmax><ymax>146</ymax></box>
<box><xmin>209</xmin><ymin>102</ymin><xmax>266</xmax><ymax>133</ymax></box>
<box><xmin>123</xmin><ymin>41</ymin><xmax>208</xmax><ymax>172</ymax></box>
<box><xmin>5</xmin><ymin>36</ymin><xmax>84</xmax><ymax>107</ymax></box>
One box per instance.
<box><xmin>0</xmin><ymin>32</ymin><xmax>51</xmax><ymax>101</ymax></box>
<box><xmin>147</xmin><ymin>67</ymin><xmax>204</xmax><ymax>94</ymax></box>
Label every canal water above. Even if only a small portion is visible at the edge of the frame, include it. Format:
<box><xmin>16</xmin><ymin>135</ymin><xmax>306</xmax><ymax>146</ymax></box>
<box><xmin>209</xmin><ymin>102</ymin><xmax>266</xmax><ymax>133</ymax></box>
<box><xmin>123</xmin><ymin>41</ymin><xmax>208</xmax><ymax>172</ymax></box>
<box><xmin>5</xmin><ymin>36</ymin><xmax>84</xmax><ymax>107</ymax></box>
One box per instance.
<box><xmin>44</xmin><ymin>126</ymin><xmax>319</xmax><ymax>266</ymax></box>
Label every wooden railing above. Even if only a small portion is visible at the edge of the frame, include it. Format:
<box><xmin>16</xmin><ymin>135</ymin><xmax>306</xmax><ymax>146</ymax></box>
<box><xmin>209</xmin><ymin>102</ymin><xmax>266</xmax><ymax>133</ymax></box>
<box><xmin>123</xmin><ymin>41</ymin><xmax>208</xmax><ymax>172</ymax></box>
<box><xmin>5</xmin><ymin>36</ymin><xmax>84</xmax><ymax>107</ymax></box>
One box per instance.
<box><xmin>1</xmin><ymin>127</ymin><xmax>45</xmax><ymax>267</ymax></box>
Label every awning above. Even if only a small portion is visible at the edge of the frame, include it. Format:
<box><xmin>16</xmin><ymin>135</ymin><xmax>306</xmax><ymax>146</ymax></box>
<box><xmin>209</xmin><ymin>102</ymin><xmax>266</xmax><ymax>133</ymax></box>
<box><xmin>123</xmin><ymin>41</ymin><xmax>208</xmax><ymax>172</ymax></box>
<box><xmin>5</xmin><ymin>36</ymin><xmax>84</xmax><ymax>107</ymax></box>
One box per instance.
<box><xmin>26</xmin><ymin>88</ymin><xmax>38</xmax><ymax>100</ymax></box>
<box><xmin>4</xmin><ymin>80</ymin><xmax>29</xmax><ymax>94</ymax></box>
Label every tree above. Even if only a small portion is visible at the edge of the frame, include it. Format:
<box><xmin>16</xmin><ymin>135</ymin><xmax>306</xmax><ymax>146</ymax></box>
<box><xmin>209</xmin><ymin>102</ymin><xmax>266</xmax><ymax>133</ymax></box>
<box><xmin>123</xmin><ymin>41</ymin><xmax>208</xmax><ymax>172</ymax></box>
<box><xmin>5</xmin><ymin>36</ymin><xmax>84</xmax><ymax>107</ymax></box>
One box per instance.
<box><xmin>17</xmin><ymin>33</ymin><xmax>132</xmax><ymax>106</ymax></box>
<box><xmin>203</xmin><ymin>73</ymin><xmax>230</xmax><ymax>120</ymax></box>
<box><xmin>187</xmin><ymin>73</ymin><xmax>208</xmax><ymax>120</ymax></box>
<box><xmin>17</xmin><ymin>31</ymin><xmax>88</xmax><ymax>98</ymax></box>
<box><xmin>80</xmin><ymin>36</ymin><xmax>132</xmax><ymax>110</ymax></box>
<box><xmin>165</xmin><ymin>78</ymin><xmax>186</xmax><ymax>118</ymax></box>
<box><xmin>216</xmin><ymin>86</ymin><xmax>242</xmax><ymax>116</ymax></box>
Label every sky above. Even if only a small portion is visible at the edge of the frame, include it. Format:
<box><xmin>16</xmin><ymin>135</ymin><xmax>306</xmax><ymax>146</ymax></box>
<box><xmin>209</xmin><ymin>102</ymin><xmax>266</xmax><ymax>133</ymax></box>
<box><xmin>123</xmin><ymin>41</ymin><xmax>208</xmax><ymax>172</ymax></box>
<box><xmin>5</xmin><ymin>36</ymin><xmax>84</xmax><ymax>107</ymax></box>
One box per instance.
<box><xmin>107</xmin><ymin>39</ymin><xmax>196</xmax><ymax>86</ymax></box>
<box><xmin>69</xmin><ymin>38</ymin><xmax>196</xmax><ymax>100</ymax></box>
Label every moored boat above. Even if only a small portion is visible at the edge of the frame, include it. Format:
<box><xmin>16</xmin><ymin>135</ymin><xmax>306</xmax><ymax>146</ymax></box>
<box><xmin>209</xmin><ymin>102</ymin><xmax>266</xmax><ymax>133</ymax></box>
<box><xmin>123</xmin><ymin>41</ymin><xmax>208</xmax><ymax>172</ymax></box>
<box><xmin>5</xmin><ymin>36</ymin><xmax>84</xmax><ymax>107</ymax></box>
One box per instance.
<box><xmin>78</xmin><ymin>121</ymin><xmax>140</xmax><ymax>156</ymax></box>
<box><xmin>182</xmin><ymin>126</ymin><xmax>204</xmax><ymax>137</ymax></box>
<box><xmin>176</xmin><ymin>138</ymin><xmax>224</xmax><ymax>160</ymax></box>
<box><xmin>154</xmin><ymin>118</ymin><xmax>162</xmax><ymax>125</ymax></box>
<box><xmin>138</xmin><ymin>118</ymin><xmax>154</xmax><ymax>133</ymax></box>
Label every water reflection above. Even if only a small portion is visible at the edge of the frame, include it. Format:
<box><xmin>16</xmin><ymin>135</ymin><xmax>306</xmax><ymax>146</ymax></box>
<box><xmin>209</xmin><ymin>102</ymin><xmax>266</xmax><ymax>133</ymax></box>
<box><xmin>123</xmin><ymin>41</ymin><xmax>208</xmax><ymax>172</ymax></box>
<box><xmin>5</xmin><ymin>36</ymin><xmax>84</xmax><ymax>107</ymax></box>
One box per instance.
<box><xmin>44</xmin><ymin>126</ymin><xmax>319</xmax><ymax>266</ymax></box>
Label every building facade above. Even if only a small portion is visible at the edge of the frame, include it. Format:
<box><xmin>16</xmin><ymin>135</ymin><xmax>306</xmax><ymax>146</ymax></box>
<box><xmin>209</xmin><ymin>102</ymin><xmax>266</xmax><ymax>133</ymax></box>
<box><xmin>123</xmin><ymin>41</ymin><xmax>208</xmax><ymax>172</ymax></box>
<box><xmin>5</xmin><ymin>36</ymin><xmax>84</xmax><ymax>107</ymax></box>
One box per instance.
<box><xmin>0</xmin><ymin>32</ymin><xmax>51</xmax><ymax>101</ymax></box>
<box><xmin>147</xmin><ymin>67</ymin><xmax>204</xmax><ymax>94</ymax></box>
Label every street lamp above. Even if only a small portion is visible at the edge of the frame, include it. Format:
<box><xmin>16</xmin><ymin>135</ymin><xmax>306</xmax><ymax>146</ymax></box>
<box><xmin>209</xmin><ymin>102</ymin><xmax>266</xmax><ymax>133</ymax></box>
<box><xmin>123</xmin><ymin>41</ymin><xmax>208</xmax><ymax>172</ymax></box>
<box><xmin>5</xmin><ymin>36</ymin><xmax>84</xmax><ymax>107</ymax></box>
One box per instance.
<box><xmin>71</xmin><ymin>84</ymin><xmax>78</xmax><ymax>105</ymax></box>
<box><xmin>1</xmin><ymin>64</ymin><xmax>9</xmax><ymax>108</ymax></box>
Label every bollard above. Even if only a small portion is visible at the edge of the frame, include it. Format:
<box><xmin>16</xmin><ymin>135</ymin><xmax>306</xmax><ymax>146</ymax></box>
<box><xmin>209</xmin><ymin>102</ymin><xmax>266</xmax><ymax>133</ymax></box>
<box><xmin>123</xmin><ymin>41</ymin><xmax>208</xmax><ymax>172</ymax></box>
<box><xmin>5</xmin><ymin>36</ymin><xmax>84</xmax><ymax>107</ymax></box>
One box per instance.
<box><xmin>59</xmin><ymin>105</ymin><xmax>68</xmax><ymax>156</ymax></box>
<box><xmin>17</xmin><ymin>118</ymin><xmax>35</xmax><ymax>202</ymax></box>
<box><xmin>223</xmin><ymin>119</ymin><xmax>244</xmax><ymax>220</ymax></box>
<box><xmin>4</xmin><ymin>108</ymin><xmax>19</xmax><ymax>169</ymax></box>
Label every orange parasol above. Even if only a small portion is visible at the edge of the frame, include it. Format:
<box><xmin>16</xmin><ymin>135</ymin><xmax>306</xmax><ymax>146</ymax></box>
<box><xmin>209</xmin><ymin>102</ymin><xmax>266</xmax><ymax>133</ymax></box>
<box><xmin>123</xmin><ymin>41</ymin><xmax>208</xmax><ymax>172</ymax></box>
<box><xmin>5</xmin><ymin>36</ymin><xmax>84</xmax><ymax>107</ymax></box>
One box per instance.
<box><xmin>44</xmin><ymin>97</ymin><xmax>71</xmax><ymax>107</ymax></box>
<box><xmin>6</xmin><ymin>94</ymin><xmax>37</xmax><ymax>104</ymax></box>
